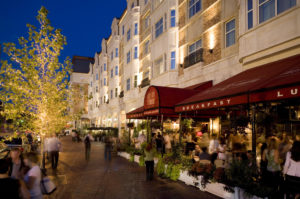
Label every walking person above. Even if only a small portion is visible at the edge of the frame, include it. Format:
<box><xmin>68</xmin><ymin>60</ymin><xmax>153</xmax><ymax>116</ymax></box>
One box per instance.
<box><xmin>262</xmin><ymin>137</ymin><xmax>281</xmax><ymax>198</ymax></box>
<box><xmin>23</xmin><ymin>152</ymin><xmax>43</xmax><ymax>199</ymax></box>
<box><xmin>9</xmin><ymin>147</ymin><xmax>27</xmax><ymax>180</ymax></box>
<box><xmin>104</xmin><ymin>135</ymin><xmax>112</xmax><ymax>161</ymax></box>
<box><xmin>209</xmin><ymin>134</ymin><xmax>219</xmax><ymax>164</ymax></box>
<box><xmin>283</xmin><ymin>141</ymin><xmax>300</xmax><ymax>199</ymax></box>
<box><xmin>144</xmin><ymin>143</ymin><xmax>156</xmax><ymax>181</ymax></box>
<box><xmin>48</xmin><ymin>133</ymin><xmax>61</xmax><ymax>169</ymax></box>
<box><xmin>84</xmin><ymin>132</ymin><xmax>94</xmax><ymax>161</ymax></box>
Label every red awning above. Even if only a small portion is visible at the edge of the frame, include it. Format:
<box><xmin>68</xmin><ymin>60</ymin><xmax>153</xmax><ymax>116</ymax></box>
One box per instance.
<box><xmin>144</xmin><ymin>81</ymin><xmax>212</xmax><ymax>116</ymax></box>
<box><xmin>126</xmin><ymin>106</ymin><xmax>144</xmax><ymax>119</ymax></box>
<box><xmin>175</xmin><ymin>54</ymin><xmax>300</xmax><ymax>112</ymax></box>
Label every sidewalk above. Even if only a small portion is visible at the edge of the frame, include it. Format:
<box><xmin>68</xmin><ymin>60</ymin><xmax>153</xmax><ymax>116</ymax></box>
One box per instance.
<box><xmin>44</xmin><ymin>137</ymin><xmax>220</xmax><ymax>199</ymax></box>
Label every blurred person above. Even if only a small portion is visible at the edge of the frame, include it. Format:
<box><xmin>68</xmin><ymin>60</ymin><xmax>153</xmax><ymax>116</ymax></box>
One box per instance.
<box><xmin>0</xmin><ymin>158</ymin><xmax>30</xmax><ymax>199</ymax></box>
<box><xmin>164</xmin><ymin>133</ymin><xmax>172</xmax><ymax>153</ymax></box>
<box><xmin>262</xmin><ymin>138</ymin><xmax>281</xmax><ymax>196</ymax></box>
<box><xmin>209</xmin><ymin>134</ymin><xmax>219</xmax><ymax>164</ymax></box>
<box><xmin>155</xmin><ymin>133</ymin><xmax>164</xmax><ymax>156</ymax></box>
<box><xmin>23</xmin><ymin>152</ymin><xmax>42</xmax><ymax>199</ymax></box>
<box><xmin>137</xmin><ymin>132</ymin><xmax>146</xmax><ymax>149</ymax></box>
<box><xmin>199</xmin><ymin>147</ymin><xmax>210</xmax><ymax>161</ymax></box>
<box><xmin>48</xmin><ymin>133</ymin><xmax>61</xmax><ymax>169</ymax></box>
<box><xmin>191</xmin><ymin>144</ymin><xmax>201</xmax><ymax>162</ymax></box>
<box><xmin>104</xmin><ymin>135</ymin><xmax>113</xmax><ymax>161</ymax></box>
<box><xmin>283</xmin><ymin>141</ymin><xmax>300</xmax><ymax>199</ymax></box>
<box><xmin>84</xmin><ymin>132</ymin><xmax>94</xmax><ymax>161</ymax></box>
<box><xmin>144</xmin><ymin>143</ymin><xmax>156</xmax><ymax>181</ymax></box>
<box><xmin>279</xmin><ymin>133</ymin><xmax>292</xmax><ymax>165</ymax></box>
<box><xmin>217</xmin><ymin>138</ymin><xmax>227</xmax><ymax>161</ymax></box>
<box><xmin>174</xmin><ymin>131</ymin><xmax>180</xmax><ymax>145</ymax></box>
<box><xmin>9</xmin><ymin>147</ymin><xmax>27</xmax><ymax>180</ymax></box>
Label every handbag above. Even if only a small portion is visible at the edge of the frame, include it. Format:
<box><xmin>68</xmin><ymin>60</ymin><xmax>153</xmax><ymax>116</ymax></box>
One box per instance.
<box><xmin>40</xmin><ymin>170</ymin><xmax>56</xmax><ymax>195</ymax></box>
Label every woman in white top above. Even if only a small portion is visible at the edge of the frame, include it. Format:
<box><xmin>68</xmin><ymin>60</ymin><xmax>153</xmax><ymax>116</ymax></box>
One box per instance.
<box><xmin>283</xmin><ymin>141</ymin><xmax>300</xmax><ymax>199</ymax></box>
<box><xmin>23</xmin><ymin>152</ymin><xmax>42</xmax><ymax>199</ymax></box>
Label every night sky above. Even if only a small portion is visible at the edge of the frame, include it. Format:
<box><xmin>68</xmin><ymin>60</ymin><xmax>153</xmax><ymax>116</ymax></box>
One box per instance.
<box><xmin>0</xmin><ymin>0</ymin><xmax>127</xmax><ymax>61</ymax></box>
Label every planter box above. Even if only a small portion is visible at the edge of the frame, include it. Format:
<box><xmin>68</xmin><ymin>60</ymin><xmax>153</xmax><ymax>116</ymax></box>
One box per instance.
<box><xmin>118</xmin><ymin>152</ymin><xmax>130</xmax><ymax>160</ymax></box>
<box><xmin>134</xmin><ymin>155</ymin><xmax>140</xmax><ymax>163</ymax></box>
<box><xmin>178</xmin><ymin>170</ymin><xmax>196</xmax><ymax>186</ymax></box>
<box><xmin>205</xmin><ymin>182</ymin><xmax>233</xmax><ymax>199</ymax></box>
<box><xmin>233</xmin><ymin>187</ymin><xmax>266</xmax><ymax>199</ymax></box>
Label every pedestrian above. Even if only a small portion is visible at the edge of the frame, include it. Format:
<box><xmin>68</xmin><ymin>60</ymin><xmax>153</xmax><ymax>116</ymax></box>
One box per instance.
<box><xmin>104</xmin><ymin>135</ymin><xmax>112</xmax><ymax>160</ymax></box>
<box><xmin>155</xmin><ymin>133</ymin><xmax>163</xmax><ymax>156</ymax></box>
<box><xmin>208</xmin><ymin>134</ymin><xmax>219</xmax><ymax>164</ymax></box>
<box><xmin>262</xmin><ymin>138</ymin><xmax>281</xmax><ymax>197</ymax></box>
<box><xmin>164</xmin><ymin>133</ymin><xmax>172</xmax><ymax>153</ymax></box>
<box><xmin>0</xmin><ymin>158</ymin><xmax>30</xmax><ymax>199</ymax></box>
<box><xmin>144</xmin><ymin>143</ymin><xmax>156</xmax><ymax>181</ymax></box>
<box><xmin>283</xmin><ymin>141</ymin><xmax>300</xmax><ymax>199</ymax></box>
<box><xmin>217</xmin><ymin>138</ymin><xmax>227</xmax><ymax>162</ymax></box>
<box><xmin>9</xmin><ymin>147</ymin><xmax>27</xmax><ymax>180</ymax></box>
<box><xmin>48</xmin><ymin>133</ymin><xmax>61</xmax><ymax>169</ymax></box>
<box><xmin>23</xmin><ymin>152</ymin><xmax>43</xmax><ymax>199</ymax></box>
<box><xmin>84</xmin><ymin>132</ymin><xmax>94</xmax><ymax>161</ymax></box>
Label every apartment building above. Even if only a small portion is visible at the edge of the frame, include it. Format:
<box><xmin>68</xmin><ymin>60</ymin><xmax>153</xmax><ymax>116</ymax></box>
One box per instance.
<box><xmin>70</xmin><ymin>56</ymin><xmax>94</xmax><ymax>129</ymax></box>
<box><xmin>80</xmin><ymin>0</ymin><xmax>300</xmax><ymax>135</ymax></box>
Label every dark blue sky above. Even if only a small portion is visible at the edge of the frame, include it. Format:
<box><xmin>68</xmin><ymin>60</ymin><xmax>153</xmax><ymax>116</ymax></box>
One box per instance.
<box><xmin>0</xmin><ymin>0</ymin><xmax>127</xmax><ymax>61</ymax></box>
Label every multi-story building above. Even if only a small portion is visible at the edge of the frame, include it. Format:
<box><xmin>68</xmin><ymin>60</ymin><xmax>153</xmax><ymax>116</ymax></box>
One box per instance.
<box><xmin>82</xmin><ymin>0</ymin><xmax>300</xmax><ymax>136</ymax></box>
<box><xmin>70</xmin><ymin>56</ymin><xmax>94</xmax><ymax>129</ymax></box>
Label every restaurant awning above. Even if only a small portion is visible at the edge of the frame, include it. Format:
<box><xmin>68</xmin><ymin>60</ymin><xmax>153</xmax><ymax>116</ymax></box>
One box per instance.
<box><xmin>126</xmin><ymin>106</ymin><xmax>144</xmax><ymax>119</ymax></box>
<box><xmin>175</xmin><ymin>54</ymin><xmax>300</xmax><ymax>112</ymax></box>
<box><xmin>144</xmin><ymin>81</ymin><xmax>212</xmax><ymax>116</ymax></box>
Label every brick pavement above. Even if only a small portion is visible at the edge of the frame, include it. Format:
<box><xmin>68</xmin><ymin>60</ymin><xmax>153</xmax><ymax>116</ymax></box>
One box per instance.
<box><xmin>44</xmin><ymin>137</ymin><xmax>221</xmax><ymax>199</ymax></box>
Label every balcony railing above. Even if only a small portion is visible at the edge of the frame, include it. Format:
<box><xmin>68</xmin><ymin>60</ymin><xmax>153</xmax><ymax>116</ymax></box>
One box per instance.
<box><xmin>183</xmin><ymin>48</ymin><xmax>204</xmax><ymax>69</ymax></box>
<box><xmin>140</xmin><ymin>78</ymin><xmax>150</xmax><ymax>88</ymax></box>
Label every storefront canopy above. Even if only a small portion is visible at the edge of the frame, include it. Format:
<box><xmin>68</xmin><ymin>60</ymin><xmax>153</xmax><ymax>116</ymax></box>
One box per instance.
<box><xmin>126</xmin><ymin>106</ymin><xmax>144</xmax><ymax>119</ymax></box>
<box><xmin>144</xmin><ymin>81</ymin><xmax>212</xmax><ymax>116</ymax></box>
<box><xmin>175</xmin><ymin>54</ymin><xmax>300</xmax><ymax>112</ymax></box>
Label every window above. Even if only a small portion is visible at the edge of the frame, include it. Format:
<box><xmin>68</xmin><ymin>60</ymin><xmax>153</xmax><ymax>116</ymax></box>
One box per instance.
<box><xmin>134</xmin><ymin>46</ymin><xmax>138</xmax><ymax>59</ymax></box>
<box><xmin>126</xmin><ymin>78</ymin><xmax>130</xmax><ymax>91</ymax></box>
<box><xmin>111</xmin><ymin>69</ymin><xmax>113</xmax><ymax>78</ymax></box>
<box><xmin>110</xmin><ymin>90</ymin><xmax>113</xmax><ymax>99</ymax></box>
<box><xmin>131</xmin><ymin>2</ymin><xmax>134</xmax><ymax>8</ymax></box>
<box><xmin>127</xmin><ymin>51</ymin><xmax>131</xmax><ymax>63</ymax></box>
<box><xmin>144</xmin><ymin>0</ymin><xmax>148</xmax><ymax>4</ymax></box>
<box><xmin>122</xmin><ymin>25</ymin><xmax>124</xmax><ymax>35</ymax></box>
<box><xmin>134</xmin><ymin>75</ymin><xmax>138</xmax><ymax>88</ymax></box>
<box><xmin>189</xmin><ymin>39</ymin><xmax>202</xmax><ymax>54</ymax></box>
<box><xmin>96</xmin><ymin>86</ymin><xmax>98</xmax><ymax>92</ymax></box>
<box><xmin>225</xmin><ymin>19</ymin><xmax>235</xmax><ymax>48</ymax></box>
<box><xmin>155</xmin><ymin>18</ymin><xmax>163</xmax><ymax>38</ymax></box>
<box><xmin>127</xmin><ymin>29</ymin><xmax>131</xmax><ymax>41</ymax></box>
<box><xmin>171</xmin><ymin>51</ymin><xmax>176</xmax><ymax>70</ymax></box>
<box><xmin>104</xmin><ymin>63</ymin><xmax>107</xmax><ymax>71</ymax></box>
<box><xmin>189</xmin><ymin>0</ymin><xmax>202</xmax><ymax>18</ymax></box>
<box><xmin>155</xmin><ymin>57</ymin><xmax>164</xmax><ymax>76</ymax></box>
<box><xmin>144</xmin><ymin>40</ymin><xmax>150</xmax><ymax>54</ymax></box>
<box><xmin>115</xmin><ymin>88</ymin><xmax>118</xmax><ymax>97</ymax></box>
<box><xmin>170</xmin><ymin>9</ymin><xmax>176</xmax><ymax>27</ymax></box>
<box><xmin>96</xmin><ymin>73</ymin><xmax>99</xmax><ymax>80</ymax></box>
<box><xmin>134</xmin><ymin>23</ymin><xmax>138</xmax><ymax>35</ymax></box>
<box><xmin>145</xmin><ymin>15</ymin><xmax>150</xmax><ymax>29</ymax></box>
<box><xmin>101</xmin><ymin>66</ymin><xmax>103</xmax><ymax>73</ymax></box>
<box><xmin>115</xmin><ymin>48</ymin><xmax>118</xmax><ymax>57</ymax></box>
<box><xmin>259</xmin><ymin>0</ymin><xmax>296</xmax><ymax>23</ymax></box>
<box><xmin>115</xmin><ymin>66</ymin><xmax>118</xmax><ymax>75</ymax></box>
<box><xmin>104</xmin><ymin>78</ymin><xmax>106</xmax><ymax>86</ymax></box>
<box><xmin>111</xmin><ymin>51</ymin><xmax>113</xmax><ymax>60</ymax></box>
<box><xmin>164</xmin><ymin>13</ymin><xmax>167</xmax><ymax>30</ymax></box>
<box><xmin>101</xmin><ymin>79</ymin><xmax>102</xmax><ymax>87</ymax></box>
<box><xmin>247</xmin><ymin>0</ymin><xmax>253</xmax><ymax>29</ymax></box>
<box><xmin>90</xmin><ymin>81</ymin><xmax>92</xmax><ymax>87</ymax></box>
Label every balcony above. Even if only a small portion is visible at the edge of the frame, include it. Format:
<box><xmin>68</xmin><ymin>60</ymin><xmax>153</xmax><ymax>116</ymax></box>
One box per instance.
<box><xmin>140</xmin><ymin>78</ymin><xmax>150</xmax><ymax>88</ymax></box>
<box><xmin>183</xmin><ymin>48</ymin><xmax>203</xmax><ymax>69</ymax></box>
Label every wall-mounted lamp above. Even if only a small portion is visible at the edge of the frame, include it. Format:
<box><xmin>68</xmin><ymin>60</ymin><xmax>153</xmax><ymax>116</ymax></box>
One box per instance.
<box><xmin>209</xmin><ymin>49</ymin><xmax>213</xmax><ymax>54</ymax></box>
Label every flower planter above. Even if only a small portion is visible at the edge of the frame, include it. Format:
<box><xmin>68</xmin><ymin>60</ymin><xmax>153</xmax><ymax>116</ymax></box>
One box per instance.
<box><xmin>118</xmin><ymin>152</ymin><xmax>131</xmax><ymax>160</ymax></box>
<box><xmin>233</xmin><ymin>187</ymin><xmax>266</xmax><ymax>199</ymax></box>
<box><xmin>205</xmin><ymin>182</ymin><xmax>233</xmax><ymax>199</ymax></box>
<box><xmin>134</xmin><ymin>155</ymin><xmax>140</xmax><ymax>163</ymax></box>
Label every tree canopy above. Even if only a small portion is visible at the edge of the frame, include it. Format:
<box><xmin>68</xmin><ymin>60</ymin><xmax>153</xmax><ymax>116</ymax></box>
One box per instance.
<box><xmin>0</xmin><ymin>6</ymin><xmax>72</xmax><ymax>135</ymax></box>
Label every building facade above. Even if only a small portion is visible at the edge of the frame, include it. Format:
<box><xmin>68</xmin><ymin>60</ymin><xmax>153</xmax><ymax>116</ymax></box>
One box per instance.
<box><xmin>81</xmin><ymin>0</ymin><xmax>300</xmax><ymax>136</ymax></box>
